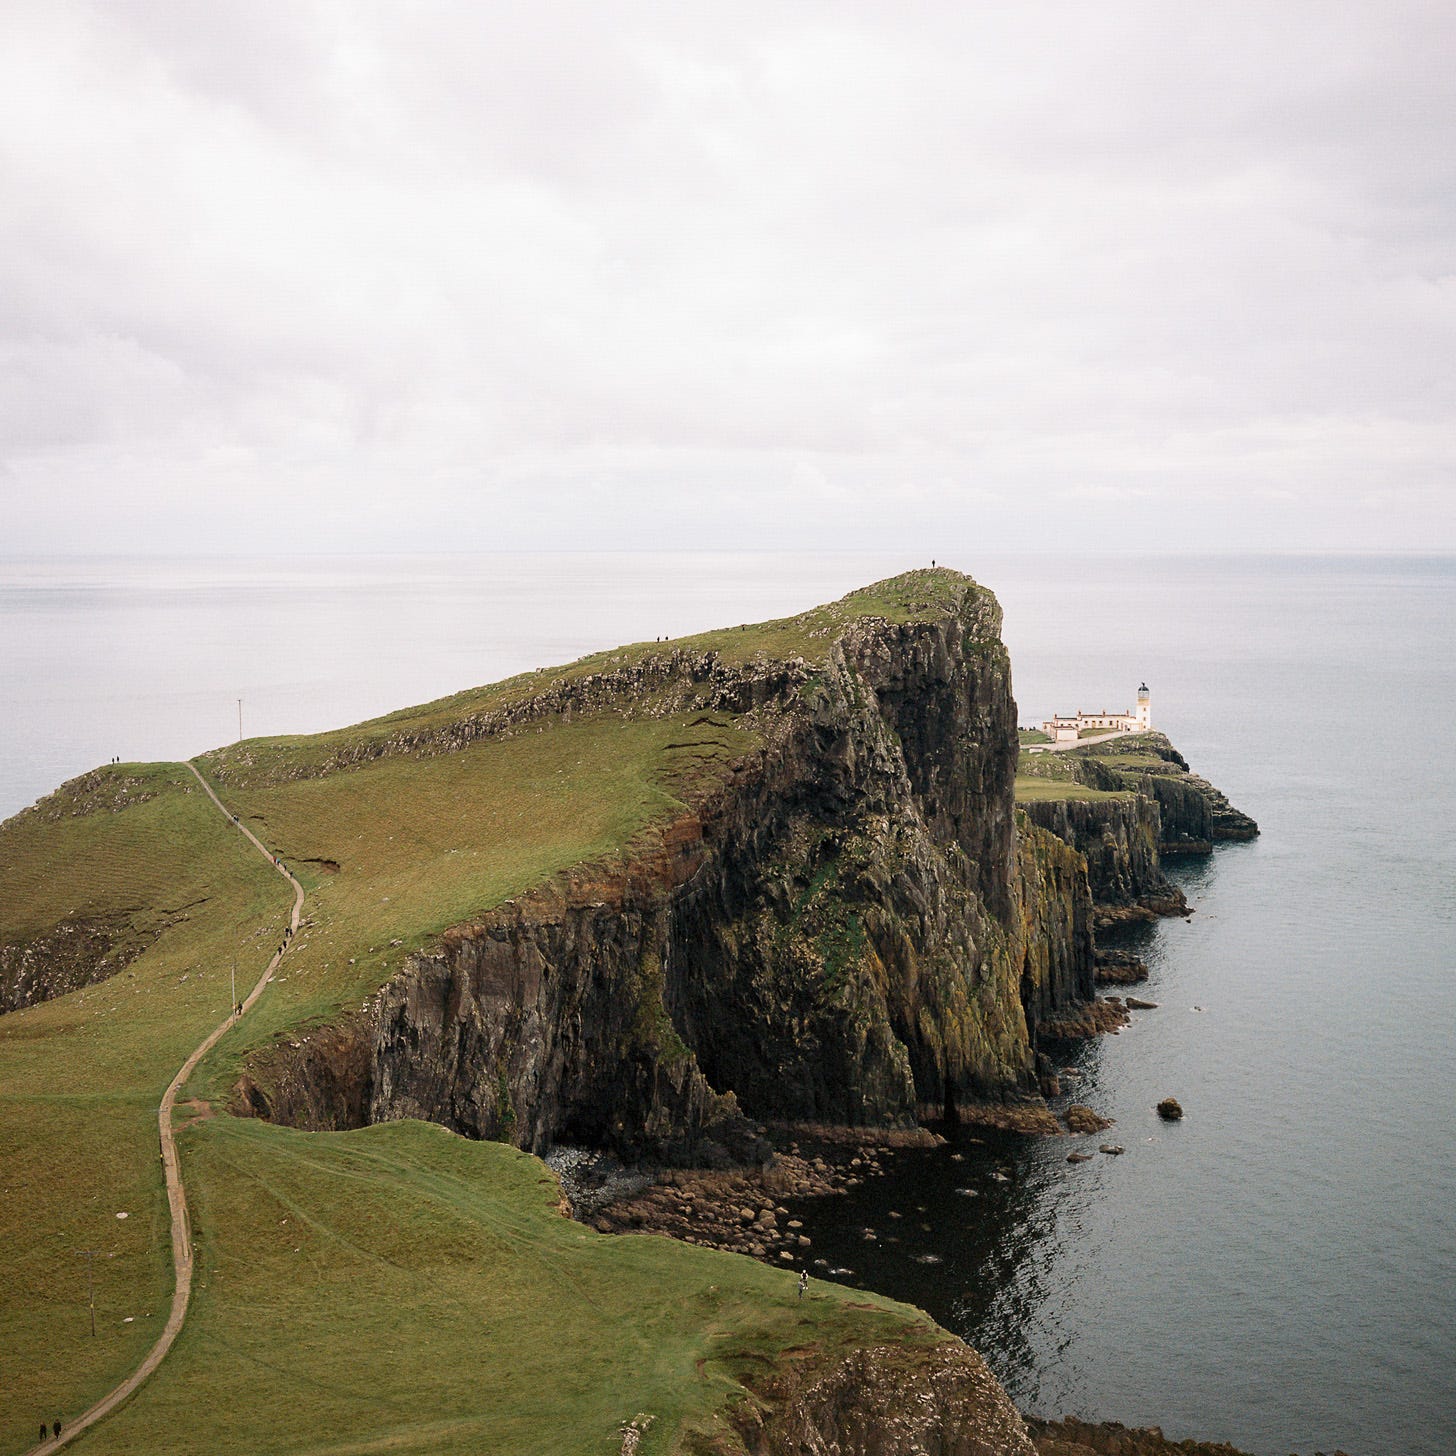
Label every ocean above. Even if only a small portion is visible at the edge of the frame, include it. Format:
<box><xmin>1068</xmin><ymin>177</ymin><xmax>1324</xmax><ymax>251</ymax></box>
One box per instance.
<box><xmin>2</xmin><ymin>551</ymin><xmax>1453</xmax><ymax>1455</ymax></box>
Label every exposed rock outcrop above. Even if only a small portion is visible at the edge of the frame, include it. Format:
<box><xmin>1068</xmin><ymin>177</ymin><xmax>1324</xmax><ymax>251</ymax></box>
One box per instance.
<box><xmin>1063</xmin><ymin>1104</ymin><xmax>1114</xmax><ymax>1134</ymax></box>
<box><xmin>1016</xmin><ymin>733</ymin><xmax>1257</xmax><ymax>937</ymax></box>
<box><xmin>718</xmin><ymin>1341</ymin><xmax>1037</xmax><ymax>1456</ymax></box>
<box><xmin>1093</xmin><ymin>949</ymin><xmax>1148</xmax><ymax>985</ymax></box>
<box><xmin>0</xmin><ymin>911</ymin><xmax>179</xmax><ymax>1014</ymax></box>
<box><xmin>1071</xmin><ymin>734</ymin><xmax>1258</xmax><ymax>848</ymax></box>
<box><xmin>1015</xmin><ymin>815</ymin><xmax>1096</xmax><ymax>1038</ymax></box>
<box><xmin>1</xmin><ymin>913</ymin><xmax>137</xmax><ymax>1013</ymax></box>
<box><xmin>1026</xmin><ymin>1414</ymin><xmax>1264</xmax><ymax>1455</ymax></box>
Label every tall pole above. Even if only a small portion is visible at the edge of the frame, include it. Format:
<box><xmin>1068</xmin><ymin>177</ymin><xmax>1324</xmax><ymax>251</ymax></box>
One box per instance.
<box><xmin>77</xmin><ymin>1249</ymin><xmax>99</xmax><ymax>1337</ymax></box>
<box><xmin>237</xmin><ymin>698</ymin><xmax>243</xmax><ymax>743</ymax></box>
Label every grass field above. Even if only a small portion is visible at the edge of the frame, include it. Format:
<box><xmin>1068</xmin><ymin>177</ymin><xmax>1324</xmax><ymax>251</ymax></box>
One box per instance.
<box><xmin>1</xmin><ymin>572</ymin><xmax>980</xmax><ymax>1454</ymax></box>
<box><xmin>66</xmin><ymin>1119</ymin><xmax>937</xmax><ymax>1456</ymax></box>
<box><xmin>1017</xmin><ymin>728</ymin><xmax>1051</xmax><ymax>746</ymax></box>
<box><xmin>1076</xmin><ymin>745</ymin><xmax>1181</xmax><ymax>775</ymax></box>
<box><xmin>1013</xmin><ymin>778</ymin><xmax>1132</xmax><ymax>803</ymax></box>
<box><xmin>0</xmin><ymin>719</ymin><xmax>763</xmax><ymax>1453</ymax></box>
<box><xmin>1012</xmin><ymin>732</ymin><xmax>1178</xmax><ymax>805</ymax></box>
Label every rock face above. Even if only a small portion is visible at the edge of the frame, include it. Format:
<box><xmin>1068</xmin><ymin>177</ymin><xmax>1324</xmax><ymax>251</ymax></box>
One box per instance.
<box><xmin>1020</xmin><ymin>795</ymin><xmax>1185</xmax><ymax>921</ymax></box>
<box><xmin>1017</xmin><ymin>733</ymin><xmax>1257</xmax><ymax>928</ymax></box>
<box><xmin>241</xmin><ymin>575</ymin><xmax>1103</xmax><ymax>1163</ymax></box>
<box><xmin>0</xmin><ymin>912</ymin><xmax>148</xmax><ymax>1013</ymax></box>
<box><xmin>1093</xmin><ymin>949</ymin><xmax>1148</xmax><ymax>985</ymax></box>
<box><xmin>1063</xmin><ymin>1104</ymin><xmax>1114</xmax><ymax>1134</ymax></box>
<box><xmin>723</xmin><ymin>1341</ymin><xmax>1038</xmax><ymax>1456</ymax></box>
<box><xmin>1072</xmin><ymin>734</ymin><xmax>1258</xmax><ymax>849</ymax></box>
<box><xmin>1015</xmin><ymin>815</ymin><xmax>1096</xmax><ymax>1037</ymax></box>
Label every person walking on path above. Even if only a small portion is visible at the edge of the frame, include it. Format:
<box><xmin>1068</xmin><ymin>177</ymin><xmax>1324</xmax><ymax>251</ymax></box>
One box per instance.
<box><xmin>53</xmin><ymin>1422</ymin><xmax>62</xmax><ymax>1439</ymax></box>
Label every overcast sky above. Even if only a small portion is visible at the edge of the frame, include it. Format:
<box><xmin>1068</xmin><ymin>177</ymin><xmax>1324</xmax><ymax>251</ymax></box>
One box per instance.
<box><xmin>2</xmin><ymin>1</ymin><xmax>1452</xmax><ymax>555</ymax></box>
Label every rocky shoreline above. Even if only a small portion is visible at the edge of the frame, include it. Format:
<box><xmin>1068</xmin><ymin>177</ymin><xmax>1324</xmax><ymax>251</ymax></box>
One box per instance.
<box><xmin>571</xmin><ymin>1124</ymin><xmax>936</xmax><ymax>1263</ymax></box>
<box><xmin>574</xmin><ymin>948</ymin><xmax>1175</xmax><ymax>1263</ymax></box>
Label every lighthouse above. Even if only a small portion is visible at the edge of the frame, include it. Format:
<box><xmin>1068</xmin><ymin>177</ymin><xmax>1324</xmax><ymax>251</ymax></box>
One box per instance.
<box><xmin>1135</xmin><ymin>683</ymin><xmax>1151</xmax><ymax>731</ymax></box>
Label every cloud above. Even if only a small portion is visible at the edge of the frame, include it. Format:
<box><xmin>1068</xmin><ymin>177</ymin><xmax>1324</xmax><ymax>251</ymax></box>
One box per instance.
<box><xmin>0</xmin><ymin>0</ymin><xmax>1452</xmax><ymax>554</ymax></box>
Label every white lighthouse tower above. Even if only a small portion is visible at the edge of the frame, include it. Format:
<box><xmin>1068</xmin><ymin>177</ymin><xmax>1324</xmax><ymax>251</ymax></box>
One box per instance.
<box><xmin>1135</xmin><ymin>682</ymin><xmax>1151</xmax><ymax>731</ymax></box>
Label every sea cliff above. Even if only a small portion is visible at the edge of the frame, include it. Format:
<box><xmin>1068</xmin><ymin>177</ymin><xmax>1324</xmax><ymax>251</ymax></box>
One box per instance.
<box><xmin>1016</xmin><ymin>732</ymin><xmax>1257</xmax><ymax>925</ymax></box>
<box><xmin>235</xmin><ymin>574</ymin><xmax>1105</xmax><ymax>1159</ymax></box>
<box><xmin>220</xmin><ymin>583</ymin><xmax>1260</xmax><ymax>1166</ymax></box>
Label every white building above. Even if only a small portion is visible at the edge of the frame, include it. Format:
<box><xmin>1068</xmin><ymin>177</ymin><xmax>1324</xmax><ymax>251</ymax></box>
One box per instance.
<box><xmin>1041</xmin><ymin>684</ymin><xmax>1150</xmax><ymax>743</ymax></box>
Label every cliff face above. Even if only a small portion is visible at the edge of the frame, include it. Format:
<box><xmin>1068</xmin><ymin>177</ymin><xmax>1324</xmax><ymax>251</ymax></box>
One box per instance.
<box><xmin>1015</xmin><ymin>732</ymin><xmax>1258</xmax><ymax>922</ymax></box>
<box><xmin>1020</xmin><ymin>796</ymin><xmax>1185</xmax><ymax>919</ymax></box>
<box><xmin>1074</xmin><ymin>734</ymin><xmax>1259</xmax><ymax>849</ymax></box>
<box><xmin>241</xmin><ymin>577</ymin><xmax>1100</xmax><ymax>1162</ymax></box>
<box><xmin>1014</xmin><ymin>813</ymin><xmax>1096</xmax><ymax>1031</ymax></box>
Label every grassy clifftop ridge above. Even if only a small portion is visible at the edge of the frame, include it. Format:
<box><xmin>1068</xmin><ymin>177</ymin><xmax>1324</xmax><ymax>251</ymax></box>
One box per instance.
<box><xmin>197</xmin><ymin>567</ymin><xmax>994</xmax><ymax>792</ymax></box>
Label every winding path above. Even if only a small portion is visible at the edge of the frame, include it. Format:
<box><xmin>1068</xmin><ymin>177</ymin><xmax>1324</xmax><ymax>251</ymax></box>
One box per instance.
<box><xmin>30</xmin><ymin>762</ymin><xmax>302</xmax><ymax>1454</ymax></box>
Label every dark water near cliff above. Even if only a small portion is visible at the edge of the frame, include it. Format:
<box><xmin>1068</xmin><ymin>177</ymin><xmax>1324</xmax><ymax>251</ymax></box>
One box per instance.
<box><xmin>3</xmin><ymin>552</ymin><xmax>1454</xmax><ymax>1455</ymax></box>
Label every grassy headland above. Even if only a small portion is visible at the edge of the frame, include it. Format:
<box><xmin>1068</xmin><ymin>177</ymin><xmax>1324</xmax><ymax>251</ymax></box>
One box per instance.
<box><xmin>0</xmin><ymin>570</ymin><xmax>985</xmax><ymax>1455</ymax></box>
<box><xmin>1013</xmin><ymin>730</ymin><xmax>1197</xmax><ymax>805</ymax></box>
<box><xmin>1014</xmin><ymin>746</ymin><xmax>1133</xmax><ymax>804</ymax></box>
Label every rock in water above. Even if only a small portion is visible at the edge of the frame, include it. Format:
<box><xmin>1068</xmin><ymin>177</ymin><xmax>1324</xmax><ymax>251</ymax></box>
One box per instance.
<box><xmin>1063</xmin><ymin>1103</ymin><xmax>1114</xmax><ymax>1134</ymax></box>
<box><xmin>1157</xmin><ymin>1097</ymin><xmax>1184</xmax><ymax>1120</ymax></box>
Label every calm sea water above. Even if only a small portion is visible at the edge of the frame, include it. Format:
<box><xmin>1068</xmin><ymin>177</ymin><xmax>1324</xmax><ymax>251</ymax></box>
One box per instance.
<box><xmin>3</xmin><ymin>552</ymin><xmax>1453</xmax><ymax>1455</ymax></box>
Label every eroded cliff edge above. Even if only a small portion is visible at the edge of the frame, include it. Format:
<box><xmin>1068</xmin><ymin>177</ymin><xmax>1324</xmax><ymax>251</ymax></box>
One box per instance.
<box><xmin>1018</xmin><ymin>733</ymin><xmax>1258</xmax><ymax>927</ymax></box>
<box><xmin>237</xmin><ymin>571</ymin><xmax>1099</xmax><ymax>1160</ymax></box>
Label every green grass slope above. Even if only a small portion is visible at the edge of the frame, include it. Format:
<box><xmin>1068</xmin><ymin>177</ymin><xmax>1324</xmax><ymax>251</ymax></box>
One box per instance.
<box><xmin>69</xmin><ymin>1119</ymin><xmax>936</xmax><ymax>1456</ymax></box>
<box><xmin>1014</xmin><ymin>749</ymin><xmax>1133</xmax><ymax>804</ymax></box>
<box><xmin>1014</xmin><ymin>731</ymin><xmax>1193</xmax><ymax>807</ymax></box>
